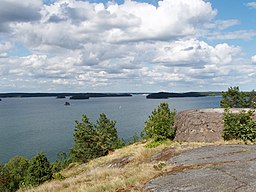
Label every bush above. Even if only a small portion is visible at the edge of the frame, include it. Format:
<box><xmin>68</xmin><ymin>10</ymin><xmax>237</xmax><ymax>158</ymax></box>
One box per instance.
<box><xmin>25</xmin><ymin>153</ymin><xmax>52</xmax><ymax>186</ymax></box>
<box><xmin>0</xmin><ymin>163</ymin><xmax>10</xmax><ymax>191</ymax></box>
<box><xmin>145</xmin><ymin>140</ymin><xmax>166</xmax><ymax>148</ymax></box>
<box><xmin>51</xmin><ymin>152</ymin><xmax>71</xmax><ymax>173</ymax></box>
<box><xmin>141</xmin><ymin>102</ymin><xmax>176</xmax><ymax>141</ymax></box>
<box><xmin>223</xmin><ymin>109</ymin><xmax>256</xmax><ymax>141</ymax></box>
<box><xmin>4</xmin><ymin>156</ymin><xmax>29</xmax><ymax>191</ymax></box>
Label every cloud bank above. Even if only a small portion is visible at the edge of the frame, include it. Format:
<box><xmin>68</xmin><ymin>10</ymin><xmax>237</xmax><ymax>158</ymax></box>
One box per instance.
<box><xmin>0</xmin><ymin>0</ymin><xmax>255</xmax><ymax>92</ymax></box>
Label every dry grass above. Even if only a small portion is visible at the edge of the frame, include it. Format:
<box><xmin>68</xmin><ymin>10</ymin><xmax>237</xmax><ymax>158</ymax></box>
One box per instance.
<box><xmin>19</xmin><ymin>140</ymin><xmax>234</xmax><ymax>192</ymax></box>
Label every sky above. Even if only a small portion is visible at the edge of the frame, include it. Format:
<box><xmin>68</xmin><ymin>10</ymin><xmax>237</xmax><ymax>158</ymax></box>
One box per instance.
<box><xmin>0</xmin><ymin>0</ymin><xmax>256</xmax><ymax>93</ymax></box>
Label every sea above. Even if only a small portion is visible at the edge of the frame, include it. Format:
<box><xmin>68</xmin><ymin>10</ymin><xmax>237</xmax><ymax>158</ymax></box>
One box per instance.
<box><xmin>0</xmin><ymin>95</ymin><xmax>221</xmax><ymax>163</ymax></box>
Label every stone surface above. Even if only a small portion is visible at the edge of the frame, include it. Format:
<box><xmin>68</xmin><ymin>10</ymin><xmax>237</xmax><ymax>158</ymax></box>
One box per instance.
<box><xmin>144</xmin><ymin>145</ymin><xmax>256</xmax><ymax>192</ymax></box>
<box><xmin>174</xmin><ymin>108</ymin><xmax>256</xmax><ymax>142</ymax></box>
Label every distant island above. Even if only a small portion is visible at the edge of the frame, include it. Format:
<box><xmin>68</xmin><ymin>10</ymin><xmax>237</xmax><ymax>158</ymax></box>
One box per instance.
<box><xmin>70</xmin><ymin>94</ymin><xmax>89</xmax><ymax>100</ymax></box>
<box><xmin>146</xmin><ymin>92</ymin><xmax>221</xmax><ymax>99</ymax></box>
<box><xmin>0</xmin><ymin>93</ymin><xmax>132</xmax><ymax>99</ymax></box>
<box><xmin>56</xmin><ymin>95</ymin><xmax>66</xmax><ymax>99</ymax></box>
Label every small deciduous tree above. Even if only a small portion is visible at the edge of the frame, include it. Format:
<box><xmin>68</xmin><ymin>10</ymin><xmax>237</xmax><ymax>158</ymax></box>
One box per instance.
<box><xmin>141</xmin><ymin>102</ymin><xmax>176</xmax><ymax>141</ymax></box>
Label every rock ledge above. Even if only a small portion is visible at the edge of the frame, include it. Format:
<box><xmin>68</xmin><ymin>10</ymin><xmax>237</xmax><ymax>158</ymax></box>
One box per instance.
<box><xmin>174</xmin><ymin>108</ymin><xmax>255</xmax><ymax>142</ymax></box>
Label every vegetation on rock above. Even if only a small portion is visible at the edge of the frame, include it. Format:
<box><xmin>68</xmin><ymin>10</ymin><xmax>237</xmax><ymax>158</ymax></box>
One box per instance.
<box><xmin>25</xmin><ymin>153</ymin><xmax>52</xmax><ymax>187</ymax></box>
<box><xmin>141</xmin><ymin>102</ymin><xmax>176</xmax><ymax>142</ymax></box>
<box><xmin>221</xmin><ymin>87</ymin><xmax>256</xmax><ymax>142</ymax></box>
<box><xmin>223</xmin><ymin>109</ymin><xmax>256</xmax><ymax>142</ymax></box>
<box><xmin>3</xmin><ymin>156</ymin><xmax>29</xmax><ymax>191</ymax></box>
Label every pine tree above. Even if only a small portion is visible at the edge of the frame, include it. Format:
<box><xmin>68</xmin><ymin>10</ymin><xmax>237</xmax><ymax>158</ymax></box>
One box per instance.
<box><xmin>70</xmin><ymin>114</ymin><xmax>105</xmax><ymax>162</ymax></box>
<box><xmin>70</xmin><ymin>114</ymin><xmax>125</xmax><ymax>162</ymax></box>
<box><xmin>95</xmin><ymin>113</ymin><xmax>124</xmax><ymax>153</ymax></box>
<box><xmin>142</xmin><ymin>103</ymin><xmax>176</xmax><ymax>141</ymax></box>
<box><xmin>25</xmin><ymin>153</ymin><xmax>52</xmax><ymax>186</ymax></box>
<box><xmin>220</xmin><ymin>86</ymin><xmax>256</xmax><ymax>108</ymax></box>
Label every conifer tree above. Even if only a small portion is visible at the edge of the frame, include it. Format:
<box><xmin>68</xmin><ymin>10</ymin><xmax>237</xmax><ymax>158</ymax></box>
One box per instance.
<box><xmin>220</xmin><ymin>86</ymin><xmax>256</xmax><ymax>108</ymax></box>
<box><xmin>4</xmin><ymin>156</ymin><xmax>29</xmax><ymax>191</ymax></box>
<box><xmin>142</xmin><ymin>102</ymin><xmax>176</xmax><ymax>141</ymax></box>
<box><xmin>26</xmin><ymin>153</ymin><xmax>52</xmax><ymax>186</ymax></box>
<box><xmin>95</xmin><ymin>113</ymin><xmax>124</xmax><ymax>153</ymax></box>
<box><xmin>71</xmin><ymin>114</ymin><xmax>125</xmax><ymax>162</ymax></box>
<box><xmin>70</xmin><ymin>114</ymin><xmax>104</xmax><ymax>162</ymax></box>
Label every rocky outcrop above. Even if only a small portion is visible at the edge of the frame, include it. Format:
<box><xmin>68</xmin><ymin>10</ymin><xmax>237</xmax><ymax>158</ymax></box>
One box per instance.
<box><xmin>174</xmin><ymin>108</ymin><xmax>256</xmax><ymax>142</ymax></box>
<box><xmin>145</xmin><ymin>145</ymin><xmax>256</xmax><ymax>192</ymax></box>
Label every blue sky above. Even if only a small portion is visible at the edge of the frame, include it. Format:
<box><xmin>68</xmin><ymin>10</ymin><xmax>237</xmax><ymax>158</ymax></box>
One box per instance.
<box><xmin>209</xmin><ymin>0</ymin><xmax>256</xmax><ymax>56</ymax></box>
<box><xmin>0</xmin><ymin>0</ymin><xmax>256</xmax><ymax>92</ymax></box>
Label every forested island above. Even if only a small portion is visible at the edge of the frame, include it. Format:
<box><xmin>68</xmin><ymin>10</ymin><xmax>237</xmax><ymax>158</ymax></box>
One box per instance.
<box><xmin>146</xmin><ymin>91</ymin><xmax>221</xmax><ymax>99</ymax></box>
<box><xmin>0</xmin><ymin>93</ymin><xmax>132</xmax><ymax>99</ymax></box>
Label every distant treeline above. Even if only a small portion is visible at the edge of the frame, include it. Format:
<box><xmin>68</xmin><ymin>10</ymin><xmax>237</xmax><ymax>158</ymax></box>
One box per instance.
<box><xmin>0</xmin><ymin>93</ymin><xmax>132</xmax><ymax>99</ymax></box>
<box><xmin>146</xmin><ymin>92</ymin><xmax>222</xmax><ymax>99</ymax></box>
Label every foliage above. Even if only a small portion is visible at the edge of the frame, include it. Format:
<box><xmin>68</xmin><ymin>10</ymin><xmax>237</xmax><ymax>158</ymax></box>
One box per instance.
<box><xmin>70</xmin><ymin>114</ymin><xmax>125</xmax><ymax>163</ymax></box>
<box><xmin>223</xmin><ymin>109</ymin><xmax>256</xmax><ymax>141</ymax></box>
<box><xmin>4</xmin><ymin>156</ymin><xmax>29</xmax><ymax>191</ymax></box>
<box><xmin>141</xmin><ymin>102</ymin><xmax>176</xmax><ymax>141</ymax></box>
<box><xmin>248</xmin><ymin>90</ymin><xmax>256</xmax><ymax>108</ymax></box>
<box><xmin>25</xmin><ymin>153</ymin><xmax>52</xmax><ymax>186</ymax></box>
<box><xmin>0</xmin><ymin>163</ymin><xmax>10</xmax><ymax>192</ymax></box>
<box><xmin>128</xmin><ymin>132</ymin><xmax>140</xmax><ymax>145</ymax></box>
<box><xmin>70</xmin><ymin>114</ymin><xmax>105</xmax><ymax>162</ymax></box>
<box><xmin>145</xmin><ymin>140</ymin><xmax>166</xmax><ymax>148</ymax></box>
<box><xmin>51</xmin><ymin>152</ymin><xmax>71</xmax><ymax>173</ymax></box>
<box><xmin>220</xmin><ymin>86</ymin><xmax>256</xmax><ymax>108</ymax></box>
<box><xmin>95</xmin><ymin>113</ymin><xmax>125</xmax><ymax>152</ymax></box>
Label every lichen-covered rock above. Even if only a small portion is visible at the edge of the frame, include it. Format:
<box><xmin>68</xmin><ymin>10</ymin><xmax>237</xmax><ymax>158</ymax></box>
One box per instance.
<box><xmin>174</xmin><ymin>108</ymin><xmax>256</xmax><ymax>142</ymax></box>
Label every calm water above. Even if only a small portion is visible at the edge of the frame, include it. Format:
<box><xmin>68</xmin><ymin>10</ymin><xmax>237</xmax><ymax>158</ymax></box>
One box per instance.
<box><xmin>0</xmin><ymin>95</ymin><xmax>221</xmax><ymax>163</ymax></box>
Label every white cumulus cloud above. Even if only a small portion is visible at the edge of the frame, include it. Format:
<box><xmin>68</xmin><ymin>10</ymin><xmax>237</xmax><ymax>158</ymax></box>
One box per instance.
<box><xmin>0</xmin><ymin>0</ymin><xmax>254</xmax><ymax>92</ymax></box>
<box><xmin>252</xmin><ymin>55</ymin><xmax>256</xmax><ymax>63</ymax></box>
<box><xmin>246</xmin><ymin>2</ymin><xmax>256</xmax><ymax>8</ymax></box>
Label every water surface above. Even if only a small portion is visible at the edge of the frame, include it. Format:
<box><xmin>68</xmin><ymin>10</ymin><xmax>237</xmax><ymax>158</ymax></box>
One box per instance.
<box><xmin>0</xmin><ymin>95</ymin><xmax>221</xmax><ymax>162</ymax></box>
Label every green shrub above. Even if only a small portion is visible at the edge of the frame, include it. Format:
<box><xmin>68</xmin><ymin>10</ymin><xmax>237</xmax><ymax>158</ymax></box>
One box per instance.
<box><xmin>53</xmin><ymin>172</ymin><xmax>65</xmax><ymax>180</ymax></box>
<box><xmin>145</xmin><ymin>140</ymin><xmax>166</xmax><ymax>148</ymax></box>
<box><xmin>25</xmin><ymin>153</ymin><xmax>52</xmax><ymax>186</ymax></box>
<box><xmin>4</xmin><ymin>156</ymin><xmax>29</xmax><ymax>191</ymax></box>
<box><xmin>223</xmin><ymin>109</ymin><xmax>256</xmax><ymax>141</ymax></box>
<box><xmin>141</xmin><ymin>103</ymin><xmax>176</xmax><ymax>141</ymax></box>
<box><xmin>0</xmin><ymin>163</ymin><xmax>11</xmax><ymax>191</ymax></box>
<box><xmin>51</xmin><ymin>152</ymin><xmax>71</xmax><ymax>173</ymax></box>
